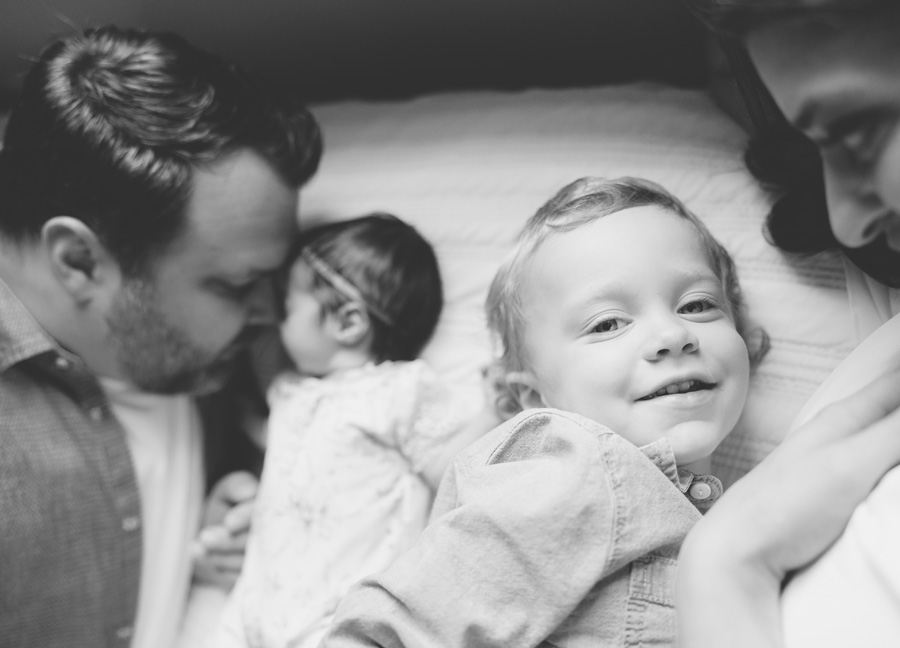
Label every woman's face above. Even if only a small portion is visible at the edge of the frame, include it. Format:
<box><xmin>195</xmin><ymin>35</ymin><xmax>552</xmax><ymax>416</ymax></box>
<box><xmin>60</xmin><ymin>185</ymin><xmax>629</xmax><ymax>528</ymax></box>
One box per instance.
<box><xmin>747</xmin><ymin>11</ymin><xmax>900</xmax><ymax>259</ymax></box>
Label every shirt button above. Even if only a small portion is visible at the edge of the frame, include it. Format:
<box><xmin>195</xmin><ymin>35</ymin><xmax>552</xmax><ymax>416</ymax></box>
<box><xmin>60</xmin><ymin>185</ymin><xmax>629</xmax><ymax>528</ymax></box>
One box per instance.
<box><xmin>122</xmin><ymin>516</ymin><xmax>140</xmax><ymax>532</ymax></box>
<box><xmin>689</xmin><ymin>482</ymin><xmax>713</xmax><ymax>500</ymax></box>
<box><xmin>115</xmin><ymin>626</ymin><xmax>133</xmax><ymax>640</ymax></box>
<box><xmin>54</xmin><ymin>356</ymin><xmax>70</xmax><ymax>370</ymax></box>
<box><xmin>88</xmin><ymin>406</ymin><xmax>104</xmax><ymax>421</ymax></box>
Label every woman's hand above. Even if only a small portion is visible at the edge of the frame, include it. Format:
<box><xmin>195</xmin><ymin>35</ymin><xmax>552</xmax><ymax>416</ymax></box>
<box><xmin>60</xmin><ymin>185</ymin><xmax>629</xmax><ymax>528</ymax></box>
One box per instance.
<box><xmin>677</xmin><ymin>369</ymin><xmax>900</xmax><ymax>648</ymax></box>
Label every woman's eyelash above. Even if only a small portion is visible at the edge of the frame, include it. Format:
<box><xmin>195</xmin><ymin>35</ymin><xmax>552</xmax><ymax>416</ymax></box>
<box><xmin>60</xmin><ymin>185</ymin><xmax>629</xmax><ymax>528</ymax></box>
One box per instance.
<box><xmin>831</xmin><ymin>125</ymin><xmax>878</xmax><ymax>159</ymax></box>
<box><xmin>820</xmin><ymin>112</ymin><xmax>875</xmax><ymax>145</ymax></box>
<box><xmin>821</xmin><ymin>110</ymin><xmax>895</xmax><ymax>162</ymax></box>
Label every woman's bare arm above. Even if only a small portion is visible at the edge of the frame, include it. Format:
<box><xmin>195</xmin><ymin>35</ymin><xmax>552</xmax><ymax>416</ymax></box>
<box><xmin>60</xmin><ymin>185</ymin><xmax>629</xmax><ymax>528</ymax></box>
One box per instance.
<box><xmin>677</xmin><ymin>369</ymin><xmax>900</xmax><ymax>648</ymax></box>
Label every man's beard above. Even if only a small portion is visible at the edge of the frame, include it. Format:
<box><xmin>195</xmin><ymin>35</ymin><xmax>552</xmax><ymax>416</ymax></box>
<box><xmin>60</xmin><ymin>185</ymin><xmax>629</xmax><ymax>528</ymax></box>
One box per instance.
<box><xmin>105</xmin><ymin>278</ymin><xmax>238</xmax><ymax>395</ymax></box>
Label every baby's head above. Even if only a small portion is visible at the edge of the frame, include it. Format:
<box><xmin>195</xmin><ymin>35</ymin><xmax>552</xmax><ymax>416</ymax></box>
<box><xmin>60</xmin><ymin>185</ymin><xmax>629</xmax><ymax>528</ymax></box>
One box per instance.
<box><xmin>487</xmin><ymin>177</ymin><xmax>763</xmax><ymax>465</ymax></box>
<box><xmin>280</xmin><ymin>212</ymin><xmax>443</xmax><ymax>375</ymax></box>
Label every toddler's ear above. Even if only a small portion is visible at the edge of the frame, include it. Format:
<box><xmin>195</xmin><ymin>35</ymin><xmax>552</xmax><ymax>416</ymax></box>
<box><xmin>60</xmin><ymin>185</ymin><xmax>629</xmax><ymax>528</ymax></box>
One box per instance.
<box><xmin>333</xmin><ymin>301</ymin><xmax>370</xmax><ymax>346</ymax></box>
<box><xmin>504</xmin><ymin>371</ymin><xmax>547</xmax><ymax>410</ymax></box>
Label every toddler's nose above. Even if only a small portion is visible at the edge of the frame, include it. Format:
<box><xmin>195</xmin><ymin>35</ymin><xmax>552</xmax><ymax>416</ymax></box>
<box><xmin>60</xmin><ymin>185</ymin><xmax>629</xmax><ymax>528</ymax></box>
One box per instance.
<box><xmin>643</xmin><ymin>320</ymin><xmax>699</xmax><ymax>361</ymax></box>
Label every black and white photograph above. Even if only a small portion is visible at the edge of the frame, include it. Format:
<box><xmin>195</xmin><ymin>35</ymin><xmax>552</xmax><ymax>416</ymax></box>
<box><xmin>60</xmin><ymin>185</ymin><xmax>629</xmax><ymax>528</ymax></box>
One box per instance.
<box><xmin>1</xmin><ymin>1</ymin><xmax>898</xmax><ymax>647</ymax></box>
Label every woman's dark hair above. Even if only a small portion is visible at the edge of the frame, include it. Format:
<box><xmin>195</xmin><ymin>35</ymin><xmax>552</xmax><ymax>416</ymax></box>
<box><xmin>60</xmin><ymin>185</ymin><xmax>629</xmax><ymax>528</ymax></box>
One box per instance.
<box><xmin>292</xmin><ymin>213</ymin><xmax>444</xmax><ymax>363</ymax></box>
<box><xmin>0</xmin><ymin>25</ymin><xmax>322</xmax><ymax>276</ymax></box>
<box><xmin>746</xmin><ymin>123</ymin><xmax>900</xmax><ymax>286</ymax></box>
<box><xmin>745</xmin><ymin>122</ymin><xmax>835</xmax><ymax>253</ymax></box>
<box><xmin>683</xmin><ymin>0</ymin><xmax>900</xmax><ymax>287</ymax></box>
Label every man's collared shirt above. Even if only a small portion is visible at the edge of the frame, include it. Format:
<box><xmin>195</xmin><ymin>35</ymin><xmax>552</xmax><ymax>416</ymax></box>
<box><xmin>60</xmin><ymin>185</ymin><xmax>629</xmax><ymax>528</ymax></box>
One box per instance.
<box><xmin>0</xmin><ymin>274</ymin><xmax>262</xmax><ymax>648</ymax></box>
<box><xmin>0</xmin><ymin>277</ymin><xmax>143</xmax><ymax>646</ymax></box>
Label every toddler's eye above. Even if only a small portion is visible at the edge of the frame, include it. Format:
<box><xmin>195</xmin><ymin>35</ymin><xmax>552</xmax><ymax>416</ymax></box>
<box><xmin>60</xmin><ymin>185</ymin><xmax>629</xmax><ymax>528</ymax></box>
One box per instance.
<box><xmin>680</xmin><ymin>299</ymin><xmax>714</xmax><ymax>315</ymax></box>
<box><xmin>592</xmin><ymin>317</ymin><xmax>623</xmax><ymax>333</ymax></box>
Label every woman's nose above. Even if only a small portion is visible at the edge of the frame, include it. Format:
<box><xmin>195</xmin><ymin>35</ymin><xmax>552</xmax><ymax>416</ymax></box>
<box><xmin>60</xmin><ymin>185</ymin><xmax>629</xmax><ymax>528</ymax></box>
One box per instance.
<box><xmin>642</xmin><ymin>319</ymin><xmax>699</xmax><ymax>361</ymax></box>
<box><xmin>824</xmin><ymin>164</ymin><xmax>887</xmax><ymax>248</ymax></box>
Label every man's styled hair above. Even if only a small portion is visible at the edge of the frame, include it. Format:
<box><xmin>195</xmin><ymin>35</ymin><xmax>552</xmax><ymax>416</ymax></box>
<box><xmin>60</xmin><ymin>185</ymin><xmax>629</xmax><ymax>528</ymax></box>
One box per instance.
<box><xmin>486</xmin><ymin>176</ymin><xmax>764</xmax><ymax>415</ymax></box>
<box><xmin>291</xmin><ymin>212</ymin><xmax>444</xmax><ymax>363</ymax></box>
<box><xmin>0</xmin><ymin>25</ymin><xmax>322</xmax><ymax>275</ymax></box>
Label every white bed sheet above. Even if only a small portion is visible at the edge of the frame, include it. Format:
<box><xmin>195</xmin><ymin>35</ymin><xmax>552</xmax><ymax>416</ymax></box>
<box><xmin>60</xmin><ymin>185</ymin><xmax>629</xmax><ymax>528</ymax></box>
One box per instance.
<box><xmin>179</xmin><ymin>82</ymin><xmax>869</xmax><ymax>646</ymax></box>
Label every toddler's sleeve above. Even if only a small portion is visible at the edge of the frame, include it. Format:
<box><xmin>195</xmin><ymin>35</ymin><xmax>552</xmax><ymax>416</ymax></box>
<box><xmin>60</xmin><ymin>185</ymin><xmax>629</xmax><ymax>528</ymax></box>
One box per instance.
<box><xmin>319</xmin><ymin>411</ymin><xmax>618</xmax><ymax>647</ymax></box>
<box><xmin>320</xmin><ymin>410</ymin><xmax>696</xmax><ymax>648</ymax></box>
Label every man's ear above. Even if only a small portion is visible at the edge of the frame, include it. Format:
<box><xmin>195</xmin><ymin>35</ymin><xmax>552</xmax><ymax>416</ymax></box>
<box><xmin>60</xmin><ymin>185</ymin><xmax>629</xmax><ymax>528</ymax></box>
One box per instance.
<box><xmin>504</xmin><ymin>370</ymin><xmax>547</xmax><ymax>410</ymax></box>
<box><xmin>332</xmin><ymin>301</ymin><xmax>371</xmax><ymax>346</ymax></box>
<box><xmin>41</xmin><ymin>216</ymin><xmax>118</xmax><ymax>300</ymax></box>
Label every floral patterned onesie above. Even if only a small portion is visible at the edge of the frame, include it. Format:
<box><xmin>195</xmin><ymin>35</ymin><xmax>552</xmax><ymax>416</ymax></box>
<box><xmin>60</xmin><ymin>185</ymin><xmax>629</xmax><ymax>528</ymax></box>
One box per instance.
<box><xmin>215</xmin><ymin>360</ymin><xmax>465</xmax><ymax>648</ymax></box>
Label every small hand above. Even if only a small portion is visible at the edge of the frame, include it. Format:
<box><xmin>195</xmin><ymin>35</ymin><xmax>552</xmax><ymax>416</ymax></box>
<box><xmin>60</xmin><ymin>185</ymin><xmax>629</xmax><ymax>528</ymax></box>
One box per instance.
<box><xmin>192</xmin><ymin>470</ymin><xmax>259</xmax><ymax>590</ymax></box>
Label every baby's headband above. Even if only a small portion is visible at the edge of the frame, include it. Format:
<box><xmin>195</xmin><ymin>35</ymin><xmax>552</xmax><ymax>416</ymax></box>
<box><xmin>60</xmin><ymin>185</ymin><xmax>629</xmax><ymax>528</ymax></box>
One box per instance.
<box><xmin>300</xmin><ymin>248</ymin><xmax>395</xmax><ymax>328</ymax></box>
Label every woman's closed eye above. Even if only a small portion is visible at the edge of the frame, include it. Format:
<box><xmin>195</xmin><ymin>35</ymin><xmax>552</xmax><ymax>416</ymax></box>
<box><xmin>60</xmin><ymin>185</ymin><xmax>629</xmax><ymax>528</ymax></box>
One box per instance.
<box><xmin>818</xmin><ymin>110</ymin><xmax>898</xmax><ymax>167</ymax></box>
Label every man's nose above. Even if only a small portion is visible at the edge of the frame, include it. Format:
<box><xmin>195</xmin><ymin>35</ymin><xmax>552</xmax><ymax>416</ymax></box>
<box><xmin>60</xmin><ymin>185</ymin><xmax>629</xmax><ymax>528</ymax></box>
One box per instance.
<box><xmin>245</xmin><ymin>278</ymin><xmax>280</xmax><ymax>326</ymax></box>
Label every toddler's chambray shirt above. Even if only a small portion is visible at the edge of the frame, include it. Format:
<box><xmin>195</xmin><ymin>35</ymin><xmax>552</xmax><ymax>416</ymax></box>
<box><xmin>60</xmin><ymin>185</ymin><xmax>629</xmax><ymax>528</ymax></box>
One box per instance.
<box><xmin>322</xmin><ymin>408</ymin><xmax>718</xmax><ymax>648</ymax></box>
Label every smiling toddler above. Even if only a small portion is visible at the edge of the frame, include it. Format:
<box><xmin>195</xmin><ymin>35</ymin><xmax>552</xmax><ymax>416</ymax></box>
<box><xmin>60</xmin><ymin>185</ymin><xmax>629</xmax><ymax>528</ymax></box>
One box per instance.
<box><xmin>320</xmin><ymin>177</ymin><xmax>766</xmax><ymax>648</ymax></box>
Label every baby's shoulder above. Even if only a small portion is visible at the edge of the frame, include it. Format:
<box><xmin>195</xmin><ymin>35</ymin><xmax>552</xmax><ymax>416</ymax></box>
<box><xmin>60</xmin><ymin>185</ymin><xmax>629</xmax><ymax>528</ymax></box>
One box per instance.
<box><xmin>336</xmin><ymin>359</ymin><xmax>433</xmax><ymax>389</ymax></box>
<box><xmin>374</xmin><ymin>358</ymin><xmax>437</xmax><ymax>387</ymax></box>
<box><xmin>267</xmin><ymin>370</ymin><xmax>316</xmax><ymax>402</ymax></box>
<box><xmin>370</xmin><ymin>359</ymin><xmax>456</xmax><ymax>409</ymax></box>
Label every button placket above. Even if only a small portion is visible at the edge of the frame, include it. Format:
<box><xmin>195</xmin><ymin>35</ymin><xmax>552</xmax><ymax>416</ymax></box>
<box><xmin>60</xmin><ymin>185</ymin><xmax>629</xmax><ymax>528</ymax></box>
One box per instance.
<box><xmin>121</xmin><ymin>516</ymin><xmax>140</xmax><ymax>532</ymax></box>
